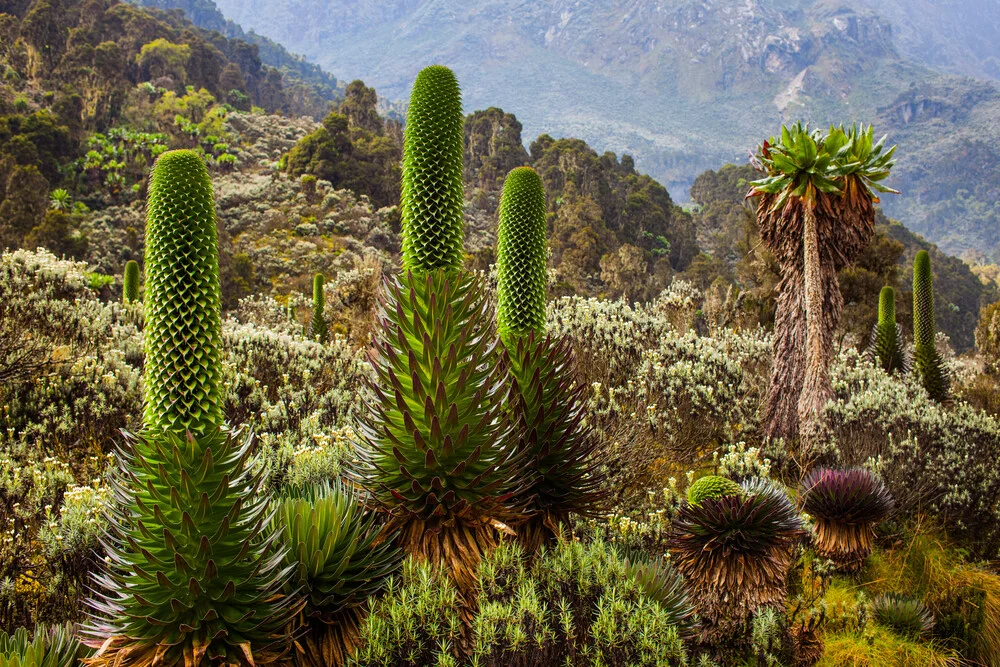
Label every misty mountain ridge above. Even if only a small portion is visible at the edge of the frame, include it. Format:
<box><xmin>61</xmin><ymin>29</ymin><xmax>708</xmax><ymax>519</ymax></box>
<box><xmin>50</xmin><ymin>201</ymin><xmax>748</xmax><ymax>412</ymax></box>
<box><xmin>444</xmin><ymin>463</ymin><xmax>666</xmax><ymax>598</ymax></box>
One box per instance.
<box><xmin>195</xmin><ymin>0</ymin><xmax>1000</xmax><ymax>262</ymax></box>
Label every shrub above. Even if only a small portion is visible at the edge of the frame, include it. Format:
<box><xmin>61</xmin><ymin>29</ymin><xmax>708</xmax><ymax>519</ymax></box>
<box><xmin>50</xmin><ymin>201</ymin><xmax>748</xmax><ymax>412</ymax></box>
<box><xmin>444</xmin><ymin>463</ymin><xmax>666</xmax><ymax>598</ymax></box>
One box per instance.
<box><xmin>824</xmin><ymin>349</ymin><xmax>1000</xmax><ymax>559</ymax></box>
<box><xmin>353</xmin><ymin>540</ymin><xmax>691</xmax><ymax>666</ymax></box>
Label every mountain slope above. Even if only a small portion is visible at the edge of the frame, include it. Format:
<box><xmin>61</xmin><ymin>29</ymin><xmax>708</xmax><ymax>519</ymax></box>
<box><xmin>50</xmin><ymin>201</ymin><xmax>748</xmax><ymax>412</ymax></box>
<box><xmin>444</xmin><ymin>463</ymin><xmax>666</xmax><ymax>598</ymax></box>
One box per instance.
<box><xmin>210</xmin><ymin>0</ymin><xmax>1000</xmax><ymax>261</ymax></box>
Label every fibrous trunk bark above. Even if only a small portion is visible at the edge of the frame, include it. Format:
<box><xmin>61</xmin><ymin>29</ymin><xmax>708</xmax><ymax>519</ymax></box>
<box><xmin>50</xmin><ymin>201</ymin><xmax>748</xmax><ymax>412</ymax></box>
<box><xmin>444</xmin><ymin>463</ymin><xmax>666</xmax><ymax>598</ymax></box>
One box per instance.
<box><xmin>797</xmin><ymin>203</ymin><xmax>835</xmax><ymax>450</ymax></box>
<box><xmin>762</xmin><ymin>229</ymin><xmax>842</xmax><ymax>443</ymax></box>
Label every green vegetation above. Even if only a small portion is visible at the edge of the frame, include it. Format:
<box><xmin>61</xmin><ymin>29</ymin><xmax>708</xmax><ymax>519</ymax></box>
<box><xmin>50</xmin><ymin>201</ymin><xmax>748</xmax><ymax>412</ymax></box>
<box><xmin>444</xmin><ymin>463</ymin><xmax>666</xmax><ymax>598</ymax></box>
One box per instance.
<box><xmin>5</xmin><ymin>12</ymin><xmax>1000</xmax><ymax>665</ymax></box>
<box><xmin>913</xmin><ymin>250</ymin><xmax>950</xmax><ymax>401</ymax></box>
<box><xmin>122</xmin><ymin>259</ymin><xmax>139</xmax><ymax>304</ymax></box>
<box><xmin>353</xmin><ymin>541</ymin><xmax>691</xmax><ymax>666</ymax></box>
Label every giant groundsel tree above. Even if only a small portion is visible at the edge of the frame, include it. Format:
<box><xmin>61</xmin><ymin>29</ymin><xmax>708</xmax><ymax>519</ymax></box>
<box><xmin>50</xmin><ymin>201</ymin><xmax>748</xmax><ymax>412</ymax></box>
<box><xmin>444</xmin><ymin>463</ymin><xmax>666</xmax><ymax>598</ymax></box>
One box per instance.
<box><xmin>751</xmin><ymin>124</ymin><xmax>895</xmax><ymax>445</ymax></box>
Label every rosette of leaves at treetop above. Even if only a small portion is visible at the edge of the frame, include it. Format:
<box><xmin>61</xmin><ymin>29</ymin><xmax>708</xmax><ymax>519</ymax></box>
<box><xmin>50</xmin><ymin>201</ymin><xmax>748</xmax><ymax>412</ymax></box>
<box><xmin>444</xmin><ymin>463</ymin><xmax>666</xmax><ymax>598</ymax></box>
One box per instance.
<box><xmin>669</xmin><ymin>478</ymin><xmax>805</xmax><ymax>640</ymax></box>
<box><xmin>495</xmin><ymin>166</ymin><xmax>606</xmax><ymax>553</ymax></box>
<box><xmin>272</xmin><ymin>483</ymin><xmax>403</xmax><ymax>667</ymax></box>
<box><xmin>0</xmin><ymin>624</ymin><xmax>90</xmax><ymax>667</ymax></box>
<box><xmin>86</xmin><ymin>150</ymin><xmax>295</xmax><ymax>667</ymax></box>
<box><xmin>799</xmin><ymin>467</ymin><xmax>893</xmax><ymax>572</ymax></box>
<box><xmin>354</xmin><ymin>65</ymin><xmax>527</xmax><ymax>596</ymax></box>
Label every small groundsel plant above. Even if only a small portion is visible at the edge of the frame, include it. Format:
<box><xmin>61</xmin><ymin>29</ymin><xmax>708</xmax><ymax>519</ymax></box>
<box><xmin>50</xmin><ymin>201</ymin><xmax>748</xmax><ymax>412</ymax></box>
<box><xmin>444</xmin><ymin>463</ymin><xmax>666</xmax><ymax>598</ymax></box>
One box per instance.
<box><xmin>669</xmin><ymin>477</ymin><xmax>805</xmax><ymax>647</ymax></box>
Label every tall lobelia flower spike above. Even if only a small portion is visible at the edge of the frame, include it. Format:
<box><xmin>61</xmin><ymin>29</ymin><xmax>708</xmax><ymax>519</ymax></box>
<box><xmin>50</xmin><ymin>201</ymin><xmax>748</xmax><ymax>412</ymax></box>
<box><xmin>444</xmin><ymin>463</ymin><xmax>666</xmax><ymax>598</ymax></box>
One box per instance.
<box><xmin>311</xmin><ymin>272</ymin><xmax>328</xmax><ymax>344</ymax></box>
<box><xmin>122</xmin><ymin>259</ymin><xmax>140</xmax><ymax>305</ymax></box>
<box><xmin>86</xmin><ymin>150</ymin><xmax>294</xmax><ymax>667</ymax></box>
<box><xmin>868</xmin><ymin>286</ymin><xmax>907</xmax><ymax>374</ymax></box>
<box><xmin>399</xmin><ymin>64</ymin><xmax>466</xmax><ymax>273</ymax></box>
<box><xmin>495</xmin><ymin>165</ymin><xmax>606</xmax><ymax>553</ymax></box>
<box><xmin>912</xmin><ymin>250</ymin><xmax>949</xmax><ymax>402</ymax></box>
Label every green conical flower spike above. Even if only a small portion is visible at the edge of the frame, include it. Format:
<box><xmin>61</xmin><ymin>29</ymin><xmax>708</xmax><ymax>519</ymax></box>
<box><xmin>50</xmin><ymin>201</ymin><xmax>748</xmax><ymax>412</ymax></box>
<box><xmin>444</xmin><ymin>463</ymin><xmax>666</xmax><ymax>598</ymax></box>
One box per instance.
<box><xmin>86</xmin><ymin>150</ymin><xmax>294</xmax><ymax>667</ymax></box>
<box><xmin>400</xmin><ymin>65</ymin><xmax>465</xmax><ymax>273</ymax></box>
<box><xmin>141</xmin><ymin>149</ymin><xmax>224</xmax><ymax>435</ymax></box>
<box><xmin>357</xmin><ymin>66</ymin><xmax>527</xmax><ymax>595</ymax></box>
<box><xmin>868</xmin><ymin>286</ymin><xmax>907</xmax><ymax>374</ymax></box>
<box><xmin>913</xmin><ymin>251</ymin><xmax>934</xmax><ymax>350</ymax></box>
<box><xmin>912</xmin><ymin>250</ymin><xmax>949</xmax><ymax>401</ymax></box>
<box><xmin>311</xmin><ymin>272</ymin><xmax>328</xmax><ymax>344</ymax></box>
<box><xmin>495</xmin><ymin>166</ymin><xmax>605</xmax><ymax>552</ymax></box>
<box><xmin>496</xmin><ymin>167</ymin><xmax>548</xmax><ymax>342</ymax></box>
<box><xmin>123</xmin><ymin>260</ymin><xmax>140</xmax><ymax>305</ymax></box>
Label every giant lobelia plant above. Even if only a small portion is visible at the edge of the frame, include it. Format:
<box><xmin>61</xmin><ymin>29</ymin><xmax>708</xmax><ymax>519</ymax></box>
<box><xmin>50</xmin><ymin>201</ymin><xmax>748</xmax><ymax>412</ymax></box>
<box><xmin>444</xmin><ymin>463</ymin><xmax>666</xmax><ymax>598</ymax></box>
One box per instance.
<box><xmin>86</xmin><ymin>150</ymin><xmax>294</xmax><ymax>667</ymax></box>
<box><xmin>868</xmin><ymin>286</ymin><xmax>907</xmax><ymax>374</ymax></box>
<box><xmin>354</xmin><ymin>65</ymin><xmax>527</xmax><ymax>595</ymax></box>
<box><xmin>495</xmin><ymin>166</ymin><xmax>605</xmax><ymax>553</ymax></box>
